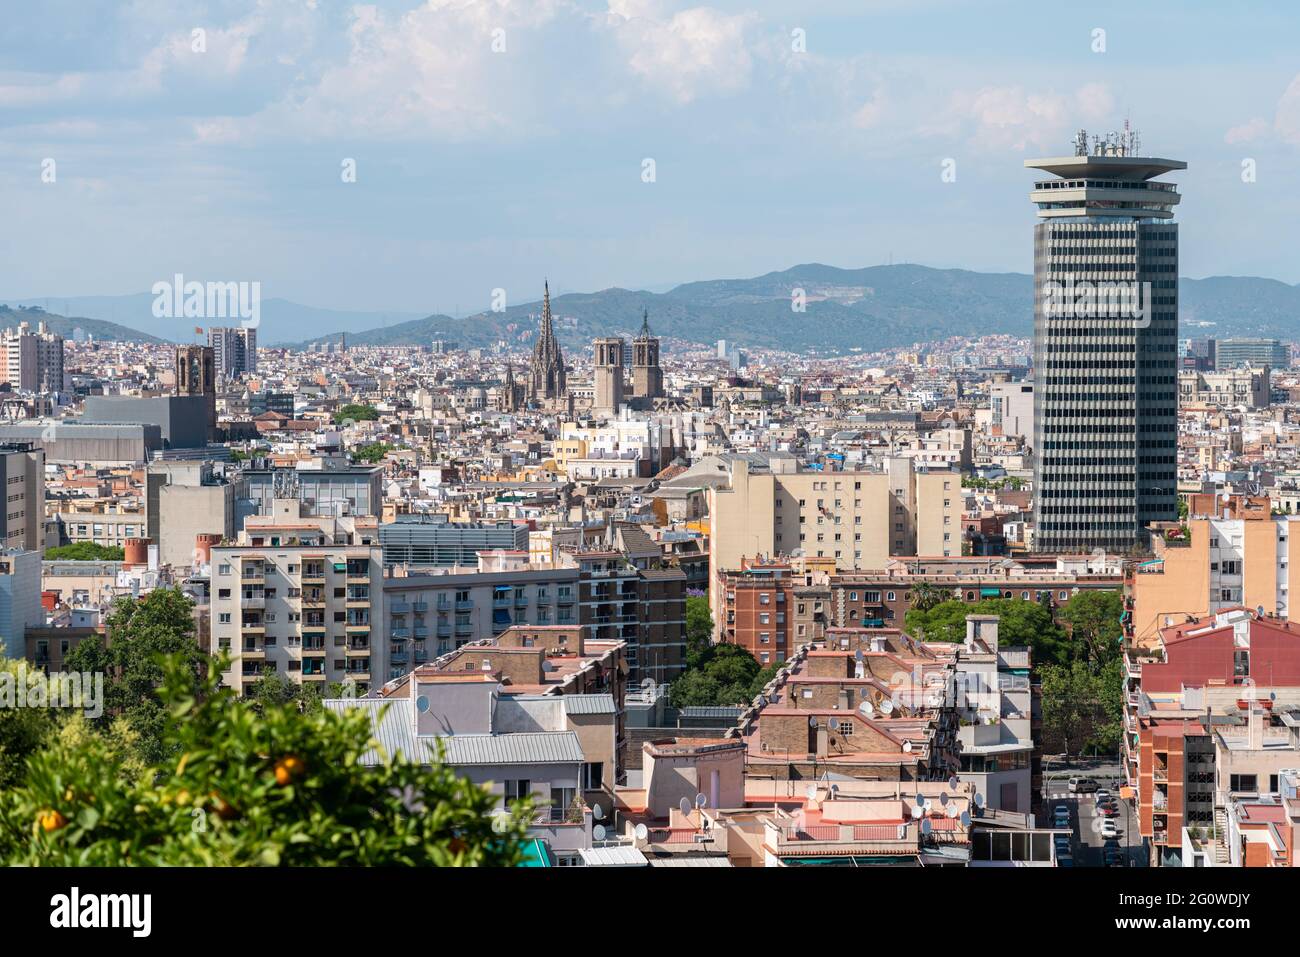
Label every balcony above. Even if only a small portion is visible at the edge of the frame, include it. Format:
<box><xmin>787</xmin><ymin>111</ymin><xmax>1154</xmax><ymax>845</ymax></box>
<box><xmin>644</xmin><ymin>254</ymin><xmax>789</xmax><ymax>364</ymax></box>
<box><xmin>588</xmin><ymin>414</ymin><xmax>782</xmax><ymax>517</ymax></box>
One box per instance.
<box><xmin>556</xmin><ymin>594</ymin><xmax>575</xmax><ymax>605</ymax></box>
<box><xmin>412</xmin><ymin>601</ymin><xmax>429</xmax><ymax>614</ymax></box>
<box><xmin>514</xmin><ymin>595</ymin><xmax>529</xmax><ymax>609</ymax></box>
<box><xmin>346</xmin><ymin>642</ymin><xmax>371</xmax><ymax>656</ymax></box>
<box><xmin>493</xmin><ymin>595</ymin><xmax>512</xmax><ymax>609</ymax></box>
<box><xmin>455</xmin><ymin>600</ymin><xmax>474</xmax><ymax>612</ymax></box>
<box><xmin>240</xmin><ymin>645</ymin><xmax>266</xmax><ymax>660</ymax></box>
<box><xmin>455</xmin><ymin>622</ymin><xmax>473</xmax><ymax>637</ymax></box>
<box><xmin>240</xmin><ymin>594</ymin><xmax>266</xmax><ymax>609</ymax></box>
<box><xmin>437</xmin><ymin>623</ymin><xmax>452</xmax><ymax>639</ymax></box>
<box><xmin>391</xmin><ymin>627</ymin><xmax>411</xmax><ymax>640</ymax></box>
<box><xmin>391</xmin><ymin>602</ymin><xmax>412</xmax><ymax>616</ymax></box>
<box><xmin>301</xmin><ymin>593</ymin><xmax>326</xmax><ymax>608</ymax></box>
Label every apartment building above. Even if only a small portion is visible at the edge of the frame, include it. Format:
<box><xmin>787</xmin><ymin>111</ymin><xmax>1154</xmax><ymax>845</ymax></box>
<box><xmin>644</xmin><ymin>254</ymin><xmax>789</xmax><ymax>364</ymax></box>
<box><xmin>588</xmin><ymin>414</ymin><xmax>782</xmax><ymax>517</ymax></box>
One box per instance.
<box><xmin>564</xmin><ymin>550</ymin><xmax>687</xmax><ymax>688</ymax></box>
<box><xmin>383</xmin><ymin>566</ymin><xmax>582</xmax><ymax>678</ymax></box>
<box><xmin>145</xmin><ymin>460</ymin><xmax>244</xmax><ymax>569</ymax></box>
<box><xmin>1178</xmin><ymin>366</ymin><xmax>1270</xmax><ymax>409</ymax></box>
<box><xmin>1128</xmin><ymin>494</ymin><xmax>1300</xmax><ymax>648</ymax></box>
<box><xmin>0</xmin><ymin>548</ymin><xmax>42</xmax><ymax>659</ymax></box>
<box><xmin>209</xmin><ymin>542</ymin><xmax>385</xmax><ymax>696</ymax></box>
<box><xmin>715</xmin><ymin>560</ymin><xmax>830</xmax><ymax>662</ymax></box>
<box><xmin>708</xmin><ymin>455</ymin><xmax>961</xmax><ymax>579</ymax></box>
<box><xmin>1124</xmin><ymin>608</ymin><xmax>1300</xmax><ymax>866</ymax></box>
<box><xmin>735</xmin><ymin>633</ymin><xmax>961</xmax><ymax>785</ymax></box>
<box><xmin>0</xmin><ymin>443</ymin><xmax>44</xmax><ymax>552</ymax></box>
<box><xmin>0</xmin><ymin>321</ymin><xmax>65</xmax><ymax>394</ymax></box>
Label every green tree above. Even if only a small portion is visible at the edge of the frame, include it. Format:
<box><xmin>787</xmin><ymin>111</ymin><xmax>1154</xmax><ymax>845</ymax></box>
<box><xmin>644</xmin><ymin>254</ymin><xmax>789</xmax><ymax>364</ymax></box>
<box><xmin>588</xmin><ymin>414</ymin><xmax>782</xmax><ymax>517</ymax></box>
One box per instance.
<box><xmin>245</xmin><ymin>668</ymin><xmax>326</xmax><ymax>715</ymax></box>
<box><xmin>334</xmin><ymin>403</ymin><xmax>379</xmax><ymax>424</ymax></box>
<box><xmin>44</xmin><ymin>543</ymin><xmax>125</xmax><ymax>561</ymax></box>
<box><xmin>0</xmin><ymin>660</ymin><xmax>56</xmax><ymax>789</ymax></box>
<box><xmin>1039</xmin><ymin>661</ymin><xmax>1095</xmax><ymax>758</ymax></box>
<box><xmin>352</xmin><ymin>441</ymin><xmax>392</xmax><ymax>464</ymax></box>
<box><xmin>669</xmin><ymin>640</ymin><xmax>774</xmax><ymax>709</ymax></box>
<box><xmin>1059</xmin><ymin>589</ymin><xmax>1124</xmax><ymax>667</ymax></box>
<box><xmin>684</xmin><ymin>594</ymin><xmax>714</xmax><ymax>669</ymax></box>
<box><xmin>64</xmin><ymin>588</ymin><xmax>209</xmax><ymax>765</ymax></box>
<box><xmin>909</xmin><ymin>582</ymin><xmax>946</xmax><ymax>613</ymax></box>
<box><xmin>0</xmin><ymin>655</ymin><xmax>531</xmax><ymax>866</ymax></box>
<box><xmin>904</xmin><ymin>598</ymin><xmax>1070</xmax><ymax>666</ymax></box>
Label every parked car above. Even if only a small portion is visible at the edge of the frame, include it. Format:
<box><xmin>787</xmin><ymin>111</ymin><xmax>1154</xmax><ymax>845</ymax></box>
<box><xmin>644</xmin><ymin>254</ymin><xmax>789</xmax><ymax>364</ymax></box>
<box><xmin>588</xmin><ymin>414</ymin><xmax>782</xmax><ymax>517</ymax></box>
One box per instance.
<box><xmin>1068</xmin><ymin>777</ymin><xmax>1099</xmax><ymax>795</ymax></box>
<box><xmin>1100</xmin><ymin>819</ymin><xmax>1119</xmax><ymax>839</ymax></box>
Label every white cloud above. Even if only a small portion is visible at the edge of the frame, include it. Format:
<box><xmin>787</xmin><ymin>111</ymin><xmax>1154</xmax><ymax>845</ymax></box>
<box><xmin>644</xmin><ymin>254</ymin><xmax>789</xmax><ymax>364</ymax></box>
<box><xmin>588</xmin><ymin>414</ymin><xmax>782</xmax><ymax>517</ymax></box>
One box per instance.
<box><xmin>604</xmin><ymin>4</ymin><xmax>757</xmax><ymax>104</ymax></box>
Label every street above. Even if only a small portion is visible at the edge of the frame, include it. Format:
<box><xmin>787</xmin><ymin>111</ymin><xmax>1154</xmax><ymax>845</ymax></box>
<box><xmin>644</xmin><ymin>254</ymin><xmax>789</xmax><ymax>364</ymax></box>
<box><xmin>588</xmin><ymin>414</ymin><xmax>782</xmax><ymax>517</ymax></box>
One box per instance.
<box><xmin>1042</xmin><ymin>764</ymin><xmax>1146</xmax><ymax>868</ymax></box>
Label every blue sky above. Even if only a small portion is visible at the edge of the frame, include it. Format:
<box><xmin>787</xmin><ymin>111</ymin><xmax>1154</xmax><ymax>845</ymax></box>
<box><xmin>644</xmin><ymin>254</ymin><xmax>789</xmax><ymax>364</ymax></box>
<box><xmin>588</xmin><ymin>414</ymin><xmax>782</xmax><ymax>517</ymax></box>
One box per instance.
<box><xmin>4</xmin><ymin>0</ymin><xmax>1300</xmax><ymax>314</ymax></box>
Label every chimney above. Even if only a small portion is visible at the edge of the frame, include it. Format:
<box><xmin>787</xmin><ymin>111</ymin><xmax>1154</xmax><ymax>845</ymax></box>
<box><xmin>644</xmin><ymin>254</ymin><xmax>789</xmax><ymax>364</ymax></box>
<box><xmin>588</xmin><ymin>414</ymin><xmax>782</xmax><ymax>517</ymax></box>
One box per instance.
<box><xmin>1248</xmin><ymin>707</ymin><xmax>1264</xmax><ymax>751</ymax></box>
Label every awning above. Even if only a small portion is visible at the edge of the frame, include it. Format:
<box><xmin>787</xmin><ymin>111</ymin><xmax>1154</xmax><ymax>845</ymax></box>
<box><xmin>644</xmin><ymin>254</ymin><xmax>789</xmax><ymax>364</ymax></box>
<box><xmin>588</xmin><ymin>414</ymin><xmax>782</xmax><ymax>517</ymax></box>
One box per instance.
<box><xmin>492</xmin><ymin>609</ymin><xmax>512</xmax><ymax>625</ymax></box>
<box><xmin>980</xmin><ymin>588</ymin><xmax>1003</xmax><ymax>598</ymax></box>
<box><xmin>332</xmin><ymin>561</ymin><xmax>347</xmax><ymax>573</ymax></box>
<box><xmin>519</xmin><ymin>838</ymin><xmax>553</xmax><ymax>868</ymax></box>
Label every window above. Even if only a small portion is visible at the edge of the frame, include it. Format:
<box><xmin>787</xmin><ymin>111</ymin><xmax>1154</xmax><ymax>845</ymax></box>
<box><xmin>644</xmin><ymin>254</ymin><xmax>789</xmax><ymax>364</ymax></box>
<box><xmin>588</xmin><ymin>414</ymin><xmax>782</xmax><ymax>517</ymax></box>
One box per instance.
<box><xmin>503</xmin><ymin>779</ymin><xmax>531</xmax><ymax>806</ymax></box>
<box><xmin>1229</xmin><ymin>774</ymin><xmax>1258</xmax><ymax>794</ymax></box>
<box><xmin>218</xmin><ymin>563</ymin><xmax>231</xmax><ymax>576</ymax></box>
<box><xmin>583</xmin><ymin>763</ymin><xmax>604</xmax><ymax>790</ymax></box>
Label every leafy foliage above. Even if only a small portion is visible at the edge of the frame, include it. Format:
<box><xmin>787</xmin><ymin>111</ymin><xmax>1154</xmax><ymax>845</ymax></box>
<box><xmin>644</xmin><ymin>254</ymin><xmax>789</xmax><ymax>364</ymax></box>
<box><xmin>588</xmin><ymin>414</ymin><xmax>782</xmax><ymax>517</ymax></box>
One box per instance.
<box><xmin>334</xmin><ymin>403</ymin><xmax>378</xmax><ymax>424</ymax></box>
<box><xmin>0</xmin><ymin>660</ymin><xmax>56</xmax><ymax>789</ymax></box>
<box><xmin>44</xmin><ymin>542</ymin><xmax>125</xmax><ymax>561</ymax></box>
<box><xmin>904</xmin><ymin>597</ymin><xmax>1071</xmax><ymax>666</ymax></box>
<box><xmin>63</xmin><ymin>588</ymin><xmax>210</xmax><ymax>765</ymax></box>
<box><xmin>351</xmin><ymin>441</ymin><xmax>392</xmax><ymax>464</ymax></box>
<box><xmin>0</xmin><ymin>655</ymin><xmax>531</xmax><ymax>866</ymax></box>
<box><xmin>671</xmin><ymin>597</ymin><xmax>780</xmax><ymax>708</ymax></box>
<box><xmin>1059</xmin><ymin>589</ymin><xmax>1124</xmax><ymax>667</ymax></box>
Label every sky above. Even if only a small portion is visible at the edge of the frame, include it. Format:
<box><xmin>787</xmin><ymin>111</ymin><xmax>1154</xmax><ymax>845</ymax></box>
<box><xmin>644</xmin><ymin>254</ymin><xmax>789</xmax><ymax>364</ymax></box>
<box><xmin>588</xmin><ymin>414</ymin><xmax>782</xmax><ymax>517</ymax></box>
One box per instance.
<box><xmin>4</xmin><ymin>0</ymin><xmax>1300</xmax><ymax>315</ymax></box>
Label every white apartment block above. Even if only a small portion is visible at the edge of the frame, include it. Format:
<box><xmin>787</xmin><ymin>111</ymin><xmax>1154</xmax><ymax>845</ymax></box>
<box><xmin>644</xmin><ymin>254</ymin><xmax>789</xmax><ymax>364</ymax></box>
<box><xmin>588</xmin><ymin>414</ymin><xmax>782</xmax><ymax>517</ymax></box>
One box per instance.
<box><xmin>210</xmin><ymin>544</ymin><xmax>385</xmax><ymax>695</ymax></box>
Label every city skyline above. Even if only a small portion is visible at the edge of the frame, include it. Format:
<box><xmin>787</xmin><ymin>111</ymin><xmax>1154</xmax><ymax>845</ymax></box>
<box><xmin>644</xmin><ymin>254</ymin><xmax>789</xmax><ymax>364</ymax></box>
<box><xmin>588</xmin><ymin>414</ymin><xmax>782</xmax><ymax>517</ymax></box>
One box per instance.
<box><xmin>5</xmin><ymin>0</ymin><xmax>1300</xmax><ymax>315</ymax></box>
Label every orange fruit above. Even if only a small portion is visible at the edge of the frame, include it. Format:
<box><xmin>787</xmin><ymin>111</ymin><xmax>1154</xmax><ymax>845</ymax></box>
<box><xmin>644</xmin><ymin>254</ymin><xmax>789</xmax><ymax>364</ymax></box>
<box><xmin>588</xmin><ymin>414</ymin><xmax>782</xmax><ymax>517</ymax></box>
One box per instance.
<box><xmin>39</xmin><ymin>809</ymin><xmax>66</xmax><ymax>832</ymax></box>
<box><xmin>274</xmin><ymin>755</ymin><xmax>305</xmax><ymax>786</ymax></box>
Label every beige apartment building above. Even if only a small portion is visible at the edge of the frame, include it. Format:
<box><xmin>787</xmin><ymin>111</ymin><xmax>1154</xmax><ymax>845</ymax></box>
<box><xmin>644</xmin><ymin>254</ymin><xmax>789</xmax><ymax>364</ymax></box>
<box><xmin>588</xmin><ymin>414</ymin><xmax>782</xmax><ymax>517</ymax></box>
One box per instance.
<box><xmin>709</xmin><ymin>456</ymin><xmax>960</xmax><ymax>577</ymax></box>
<box><xmin>210</xmin><ymin>542</ymin><xmax>385</xmax><ymax>696</ymax></box>
<box><xmin>1128</xmin><ymin>495</ymin><xmax>1300</xmax><ymax>648</ymax></box>
<box><xmin>1178</xmin><ymin>366</ymin><xmax>1270</xmax><ymax>409</ymax></box>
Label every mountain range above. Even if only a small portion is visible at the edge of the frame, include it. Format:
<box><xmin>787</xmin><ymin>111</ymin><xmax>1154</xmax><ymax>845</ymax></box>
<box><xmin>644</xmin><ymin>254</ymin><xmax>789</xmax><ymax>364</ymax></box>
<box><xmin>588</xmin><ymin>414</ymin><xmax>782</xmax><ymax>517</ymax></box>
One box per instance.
<box><xmin>7</xmin><ymin>264</ymin><xmax>1299</xmax><ymax>354</ymax></box>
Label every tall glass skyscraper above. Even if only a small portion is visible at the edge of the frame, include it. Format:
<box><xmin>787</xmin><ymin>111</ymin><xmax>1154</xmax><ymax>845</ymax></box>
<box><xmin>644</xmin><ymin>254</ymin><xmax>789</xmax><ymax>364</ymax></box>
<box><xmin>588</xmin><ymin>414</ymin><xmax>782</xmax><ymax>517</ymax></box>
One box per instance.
<box><xmin>1027</xmin><ymin>128</ymin><xmax>1185</xmax><ymax>553</ymax></box>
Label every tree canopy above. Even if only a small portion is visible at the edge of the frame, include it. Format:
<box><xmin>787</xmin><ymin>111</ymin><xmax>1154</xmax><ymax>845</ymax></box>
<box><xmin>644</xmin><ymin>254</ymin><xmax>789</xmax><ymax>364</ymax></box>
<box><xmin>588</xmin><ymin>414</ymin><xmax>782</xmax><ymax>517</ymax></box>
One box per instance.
<box><xmin>0</xmin><ymin>655</ymin><xmax>530</xmax><ymax>866</ymax></box>
<box><xmin>904</xmin><ymin>597</ymin><xmax>1071</xmax><ymax>666</ymax></box>
<box><xmin>44</xmin><ymin>542</ymin><xmax>125</xmax><ymax>561</ymax></box>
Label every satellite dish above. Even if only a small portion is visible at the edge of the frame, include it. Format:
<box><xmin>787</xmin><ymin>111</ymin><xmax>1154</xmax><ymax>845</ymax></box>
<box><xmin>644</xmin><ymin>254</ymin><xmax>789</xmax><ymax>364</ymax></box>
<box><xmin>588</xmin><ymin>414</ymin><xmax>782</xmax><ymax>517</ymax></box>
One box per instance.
<box><xmin>947</xmin><ymin>805</ymin><xmax>961</xmax><ymax>819</ymax></box>
<box><xmin>591</xmin><ymin>803</ymin><xmax>605</xmax><ymax>821</ymax></box>
<box><xmin>592</xmin><ymin>824</ymin><xmax>607</xmax><ymax>842</ymax></box>
<box><xmin>854</xmin><ymin>648</ymin><xmax>864</xmax><ymax>661</ymax></box>
<box><xmin>808</xmin><ymin>716</ymin><xmax>819</xmax><ymax>729</ymax></box>
<box><xmin>915</xmin><ymin>792</ymin><xmax>925</xmax><ymax>805</ymax></box>
<box><xmin>974</xmin><ymin>792</ymin><xmax>985</xmax><ymax>808</ymax></box>
<box><xmin>679</xmin><ymin>797</ymin><xmax>692</xmax><ymax>816</ymax></box>
<box><xmin>948</xmin><ymin>775</ymin><xmax>959</xmax><ymax>790</ymax></box>
<box><xmin>902</xmin><ymin>740</ymin><xmax>912</xmax><ymax>753</ymax></box>
<box><xmin>859</xmin><ymin>701</ymin><xmax>874</xmax><ymax>717</ymax></box>
<box><xmin>960</xmin><ymin>811</ymin><xmax>971</xmax><ymax>827</ymax></box>
<box><xmin>695</xmin><ymin>793</ymin><xmax>708</xmax><ymax>809</ymax></box>
<box><xmin>829</xmin><ymin>718</ymin><xmax>840</xmax><ymax>731</ymax></box>
<box><xmin>921</xmin><ymin>819</ymin><xmax>932</xmax><ymax>836</ymax></box>
<box><xmin>880</xmin><ymin>699</ymin><xmax>894</xmax><ymax>715</ymax></box>
<box><xmin>1256</xmin><ymin>605</ymin><xmax>1265</xmax><ymax>617</ymax></box>
<box><xmin>416</xmin><ymin>695</ymin><xmax>429</xmax><ymax>713</ymax></box>
<box><xmin>634</xmin><ymin>823</ymin><xmax>649</xmax><ymax>841</ymax></box>
<box><xmin>939</xmin><ymin>793</ymin><xmax>949</xmax><ymax>807</ymax></box>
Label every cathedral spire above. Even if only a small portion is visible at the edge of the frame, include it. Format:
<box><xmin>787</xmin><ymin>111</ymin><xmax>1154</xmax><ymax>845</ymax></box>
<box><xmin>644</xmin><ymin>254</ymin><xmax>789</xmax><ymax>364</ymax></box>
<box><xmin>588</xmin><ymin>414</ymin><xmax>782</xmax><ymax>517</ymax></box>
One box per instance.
<box><xmin>639</xmin><ymin>307</ymin><xmax>651</xmax><ymax>339</ymax></box>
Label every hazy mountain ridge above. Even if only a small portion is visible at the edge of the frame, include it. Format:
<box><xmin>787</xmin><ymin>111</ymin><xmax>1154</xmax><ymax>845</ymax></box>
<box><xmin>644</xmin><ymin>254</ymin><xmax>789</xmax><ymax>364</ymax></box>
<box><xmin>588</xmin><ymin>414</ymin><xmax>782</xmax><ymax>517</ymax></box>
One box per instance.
<box><xmin>10</xmin><ymin>265</ymin><xmax>1300</xmax><ymax>352</ymax></box>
